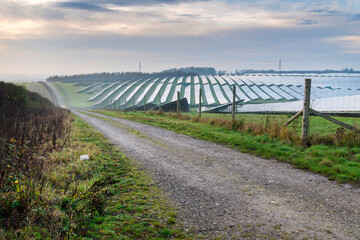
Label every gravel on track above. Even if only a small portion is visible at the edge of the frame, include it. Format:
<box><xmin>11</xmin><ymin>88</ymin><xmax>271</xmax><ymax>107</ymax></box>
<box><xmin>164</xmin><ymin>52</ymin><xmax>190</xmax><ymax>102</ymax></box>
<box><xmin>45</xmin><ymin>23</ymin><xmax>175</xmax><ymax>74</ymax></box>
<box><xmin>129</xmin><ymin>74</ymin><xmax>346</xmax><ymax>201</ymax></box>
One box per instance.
<box><xmin>75</xmin><ymin>111</ymin><xmax>360</xmax><ymax>239</ymax></box>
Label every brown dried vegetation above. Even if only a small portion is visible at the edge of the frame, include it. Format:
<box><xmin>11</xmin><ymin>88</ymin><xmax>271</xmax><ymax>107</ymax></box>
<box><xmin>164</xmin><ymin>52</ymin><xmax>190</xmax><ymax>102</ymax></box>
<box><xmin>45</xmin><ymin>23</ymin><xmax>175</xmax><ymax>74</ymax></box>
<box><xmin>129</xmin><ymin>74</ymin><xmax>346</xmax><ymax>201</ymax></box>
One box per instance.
<box><xmin>167</xmin><ymin>112</ymin><xmax>360</xmax><ymax>147</ymax></box>
<box><xmin>0</xmin><ymin>82</ymin><xmax>71</xmax><ymax>237</ymax></box>
<box><xmin>168</xmin><ymin>112</ymin><xmax>302</xmax><ymax>145</ymax></box>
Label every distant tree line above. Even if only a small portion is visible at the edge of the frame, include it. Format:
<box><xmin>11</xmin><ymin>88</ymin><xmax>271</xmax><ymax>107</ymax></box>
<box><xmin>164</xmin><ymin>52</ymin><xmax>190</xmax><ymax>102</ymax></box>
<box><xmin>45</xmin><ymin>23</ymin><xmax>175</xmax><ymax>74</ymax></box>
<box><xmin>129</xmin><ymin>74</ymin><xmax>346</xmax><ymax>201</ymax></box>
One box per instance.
<box><xmin>162</xmin><ymin>67</ymin><xmax>217</xmax><ymax>75</ymax></box>
<box><xmin>47</xmin><ymin>66</ymin><xmax>360</xmax><ymax>83</ymax></box>
<box><xmin>234</xmin><ymin>67</ymin><xmax>360</xmax><ymax>75</ymax></box>
<box><xmin>47</xmin><ymin>71</ymin><xmax>201</xmax><ymax>83</ymax></box>
<box><xmin>47</xmin><ymin>72</ymin><xmax>151</xmax><ymax>83</ymax></box>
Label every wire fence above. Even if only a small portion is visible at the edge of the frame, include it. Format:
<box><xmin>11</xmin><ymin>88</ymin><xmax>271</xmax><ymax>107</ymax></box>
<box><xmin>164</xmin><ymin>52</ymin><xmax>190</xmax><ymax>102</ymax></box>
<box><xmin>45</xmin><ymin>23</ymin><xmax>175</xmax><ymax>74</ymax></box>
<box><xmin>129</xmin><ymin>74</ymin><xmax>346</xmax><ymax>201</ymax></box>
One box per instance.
<box><xmin>91</xmin><ymin>74</ymin><xmax>360</xmax><ymax>137</ymax></box>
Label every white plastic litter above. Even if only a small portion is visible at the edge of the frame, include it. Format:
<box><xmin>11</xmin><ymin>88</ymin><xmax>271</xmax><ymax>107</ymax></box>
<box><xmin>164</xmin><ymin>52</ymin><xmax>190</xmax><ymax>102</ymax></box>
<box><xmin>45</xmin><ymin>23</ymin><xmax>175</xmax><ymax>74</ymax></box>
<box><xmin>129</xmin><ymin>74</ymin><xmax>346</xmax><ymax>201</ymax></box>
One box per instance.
<box><xmin>80</xmin><ymin>155</ymin><xmax>89</xmax><ymax>160</ymax></box>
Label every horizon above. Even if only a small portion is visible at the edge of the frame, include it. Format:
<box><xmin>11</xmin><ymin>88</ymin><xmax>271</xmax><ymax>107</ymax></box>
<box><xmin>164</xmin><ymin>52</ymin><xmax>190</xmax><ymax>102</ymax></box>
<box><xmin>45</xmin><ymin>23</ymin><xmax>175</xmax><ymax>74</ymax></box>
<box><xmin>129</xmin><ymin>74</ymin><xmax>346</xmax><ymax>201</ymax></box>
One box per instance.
<box><xmin>1</xmin><ymin>0</ymin><xmax>360</xmax><ymax>78</ymax></box>
<box><xmin>2</xmin><ymin>66</ymin><xmax>360</xmax><ymax>82</ymax></box>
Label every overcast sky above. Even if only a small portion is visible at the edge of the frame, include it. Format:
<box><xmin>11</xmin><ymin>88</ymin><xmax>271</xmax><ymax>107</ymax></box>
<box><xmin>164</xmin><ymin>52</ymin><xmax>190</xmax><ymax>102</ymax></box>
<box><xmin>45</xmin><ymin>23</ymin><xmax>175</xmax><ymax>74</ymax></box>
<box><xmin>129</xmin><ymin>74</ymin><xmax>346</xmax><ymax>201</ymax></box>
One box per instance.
<box><xmin>1</xmin><ymin>0</ymin><xmax>360</xmax><ymax>78</ymax></box>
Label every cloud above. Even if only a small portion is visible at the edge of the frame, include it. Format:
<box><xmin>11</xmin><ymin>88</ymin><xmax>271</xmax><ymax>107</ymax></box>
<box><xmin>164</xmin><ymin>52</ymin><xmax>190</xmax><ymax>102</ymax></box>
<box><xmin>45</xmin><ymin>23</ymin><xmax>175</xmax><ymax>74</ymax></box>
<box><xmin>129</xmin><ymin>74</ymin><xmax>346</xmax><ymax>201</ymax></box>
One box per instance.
<box><xmin>308</xmin><ymin>9</ymin><xmax>343</xmax><ymax>16</ymax></box>
<box><xmin>95</xmin><ymin>0</ymin><xmax>208</xmax><ymax>6</ymax></box>
<box><xmin>327</xmin><ymin>35</ymin><xmax>360</xmax><ymax>54</ymax></box>
<box><xmin>1</xmin><ymin>0</ymin><xmax>360</xmax><ymax>76</ymax></box>
<box><xmin>349</xmin><ymin>13</ymin><xmax>360</xmax><ymax>21</ymax></box>
<box><xmin>307</xmin><ymin>8</ymin><xmax>360</xmax><ymax>22</ymax></box>
<box><xmin>0</xmin><ymin>19</ymin><xmax>47</xmax><ymax>39</ymax></box>
<box><xmin>1</xmin><ymin>0</ymin><xmax>354</xmax><ymax>40</ymax></box>
<box><xmin>56</xmin><ymin>1</ymin><xmax>112</xmax><ymax>12</ymax></box>
<box><xmin>178</xmin><ymin>13</ymin><xmax>201</xmax><ymax>18</ymax></box>
<box><xmin>297</xmin><ymin>19</ymin><xmax>317</xmax><ymax>25</ymax></box>
<box><xmin>0</xmin><ymin>43</ymin><xmax>9</xmax><ymax>53</ymax></box>
<box><xmin>1</xmin><ymin>0</ymin><xmax>357</xmax><ymax>42</ymax></box>
<box><xmin>0</xmin><ymin>0</ymin><xmax>302</xmax><ymax>39</ymax></box>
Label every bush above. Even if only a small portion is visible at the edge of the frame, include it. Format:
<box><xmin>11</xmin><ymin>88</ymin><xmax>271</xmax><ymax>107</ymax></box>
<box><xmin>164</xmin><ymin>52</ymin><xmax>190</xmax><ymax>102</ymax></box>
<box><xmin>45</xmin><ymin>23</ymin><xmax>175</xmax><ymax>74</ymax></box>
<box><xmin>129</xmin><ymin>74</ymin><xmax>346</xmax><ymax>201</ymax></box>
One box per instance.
<box><xmin>0</xmin><ymin>82</ymin><xmax>72</xmax><ymax>238</ymax></box>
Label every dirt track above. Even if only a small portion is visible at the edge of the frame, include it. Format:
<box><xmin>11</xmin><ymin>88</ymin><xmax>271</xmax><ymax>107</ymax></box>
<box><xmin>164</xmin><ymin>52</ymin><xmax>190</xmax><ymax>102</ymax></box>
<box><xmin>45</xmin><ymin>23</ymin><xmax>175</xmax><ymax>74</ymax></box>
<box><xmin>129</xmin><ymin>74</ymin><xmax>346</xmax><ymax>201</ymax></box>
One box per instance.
<box><xmin>75</xmin><ymin>111</ymin><xmax>360</xmax><ymax>239</ymax></box>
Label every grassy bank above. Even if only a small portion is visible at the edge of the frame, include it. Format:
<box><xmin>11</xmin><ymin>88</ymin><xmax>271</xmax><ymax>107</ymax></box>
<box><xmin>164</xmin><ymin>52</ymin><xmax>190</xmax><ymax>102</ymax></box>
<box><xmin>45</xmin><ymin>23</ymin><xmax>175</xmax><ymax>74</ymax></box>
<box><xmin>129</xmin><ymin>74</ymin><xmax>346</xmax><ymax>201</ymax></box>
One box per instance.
<box><xmin>0</xmin><ymin>82</ymin><xmax>190</xmax><ymax>239</ymax></box>
<box><xmin>53</xmin><ymin>82</ymin><xmax>94</xmax><ymax>108</ymax></box>
<box><xmin>1</xmin><ymin>115</ymin><xmax>191</xmax><ymax>239</ymax></box>
<box><xmin>94</xmin><ymin>110</ymin><xmax>360</xmax><ymax>185</ymax></box>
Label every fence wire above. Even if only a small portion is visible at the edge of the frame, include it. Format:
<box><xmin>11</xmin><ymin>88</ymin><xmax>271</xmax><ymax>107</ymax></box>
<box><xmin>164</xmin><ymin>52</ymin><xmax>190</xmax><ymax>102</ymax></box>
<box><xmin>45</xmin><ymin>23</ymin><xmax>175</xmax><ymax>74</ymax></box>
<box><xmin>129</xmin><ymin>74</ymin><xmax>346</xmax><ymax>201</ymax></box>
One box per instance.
<box><xmin>92</xmin><ymin>73</ymin><xmax>360</xmax><ymax>136</ymax></box>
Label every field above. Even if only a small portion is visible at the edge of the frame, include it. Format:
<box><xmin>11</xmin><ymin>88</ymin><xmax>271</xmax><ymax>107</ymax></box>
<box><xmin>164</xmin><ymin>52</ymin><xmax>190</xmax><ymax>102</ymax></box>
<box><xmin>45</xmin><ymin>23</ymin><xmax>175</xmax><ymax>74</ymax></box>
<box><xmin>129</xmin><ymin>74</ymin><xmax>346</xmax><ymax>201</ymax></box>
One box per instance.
<box><xmin>184</xmin><ymin>112</ymin><xmax>360</xmax><ymax>136</ymax></box>
<box><xmin>94</xmin><ymin>110</ymin><xmax>360</xmax><ymax>184</ymax></box>
<box><xmin>53</xmin><ymin>82</ymin><xmax>95</xmax><ymax>108</ymax></box>
<box><xmin>49</xmin><ymin>73</ymin><xmax>360</xmax><ymax>113</ymax></box>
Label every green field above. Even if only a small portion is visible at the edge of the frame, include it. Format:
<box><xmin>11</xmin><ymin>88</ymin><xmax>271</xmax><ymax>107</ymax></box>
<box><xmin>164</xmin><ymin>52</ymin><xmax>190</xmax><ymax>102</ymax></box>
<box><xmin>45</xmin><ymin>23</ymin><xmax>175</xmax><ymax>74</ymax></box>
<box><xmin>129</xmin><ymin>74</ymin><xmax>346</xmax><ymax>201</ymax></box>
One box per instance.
<box><xmin>182</xmin><ymin>112</ymin><xmax>360</xmax><ymax>136</ymax></box>
<box><xmin>94</xmin><ymin>110</ymin><xmax>360</xmax><ymax>185</ymax></box>
<box><xmin>54</xmin><ymin>82</ymin><xmax>95</xmax><ymax>108</ymax></box>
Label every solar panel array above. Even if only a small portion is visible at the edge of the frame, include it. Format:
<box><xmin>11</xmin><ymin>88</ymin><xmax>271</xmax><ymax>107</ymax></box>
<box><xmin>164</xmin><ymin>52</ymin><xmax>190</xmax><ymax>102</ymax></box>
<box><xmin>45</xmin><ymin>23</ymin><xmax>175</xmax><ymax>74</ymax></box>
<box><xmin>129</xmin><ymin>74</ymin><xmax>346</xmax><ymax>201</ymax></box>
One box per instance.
<box><xmin>78</xmin><ymin>73</ymin><xmax>360</xmax><ymax>113</ymax></box>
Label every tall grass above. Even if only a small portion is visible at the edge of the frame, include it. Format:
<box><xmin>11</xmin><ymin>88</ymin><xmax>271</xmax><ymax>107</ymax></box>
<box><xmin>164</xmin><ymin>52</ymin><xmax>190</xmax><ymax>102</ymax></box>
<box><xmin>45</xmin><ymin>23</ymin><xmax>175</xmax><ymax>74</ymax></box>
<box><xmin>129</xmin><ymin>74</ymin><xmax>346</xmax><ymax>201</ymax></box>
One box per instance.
<box><xmin>163</xmin><ymin>112</ymin><xmax>360</xmax><ymax>147</ymax></box>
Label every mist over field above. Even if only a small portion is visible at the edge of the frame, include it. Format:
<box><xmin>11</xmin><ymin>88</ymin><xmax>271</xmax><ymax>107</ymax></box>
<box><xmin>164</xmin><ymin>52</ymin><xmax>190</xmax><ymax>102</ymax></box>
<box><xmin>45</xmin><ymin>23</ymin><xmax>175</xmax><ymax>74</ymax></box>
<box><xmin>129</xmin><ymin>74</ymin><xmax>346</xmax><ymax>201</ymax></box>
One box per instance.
<box><xmin>0</xmin><ymin>74</ymin><xmax>47</xmax><ymax>82</ymax></box>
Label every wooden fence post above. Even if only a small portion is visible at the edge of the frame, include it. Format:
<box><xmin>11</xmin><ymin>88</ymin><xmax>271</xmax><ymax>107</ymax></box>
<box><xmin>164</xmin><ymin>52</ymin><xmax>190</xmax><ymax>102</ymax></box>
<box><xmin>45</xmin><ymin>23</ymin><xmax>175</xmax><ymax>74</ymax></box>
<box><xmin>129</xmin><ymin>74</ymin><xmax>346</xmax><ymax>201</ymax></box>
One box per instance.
<box><xmin>177</xmin><ymin>91</ymin><xmax>180</xmax><ymax>114</ymax></box>
<box><xmin>232</xmin><ymin>85</ymin><xmax>236</xmax><ymax>120</ymax></box>
<box><xmin>302</xmin><ymin>79</ymin><xmax>311</xmax><ymax>140</ymax></box>
<box><xmin>199</xmin><ymin>88</ymin><xmax>202</xmax><ymax>119</ymax></box>
<box><xmin>158</xmin><ymin>93</ymin><xmax>161</xmax><ymax>111</ymax></box>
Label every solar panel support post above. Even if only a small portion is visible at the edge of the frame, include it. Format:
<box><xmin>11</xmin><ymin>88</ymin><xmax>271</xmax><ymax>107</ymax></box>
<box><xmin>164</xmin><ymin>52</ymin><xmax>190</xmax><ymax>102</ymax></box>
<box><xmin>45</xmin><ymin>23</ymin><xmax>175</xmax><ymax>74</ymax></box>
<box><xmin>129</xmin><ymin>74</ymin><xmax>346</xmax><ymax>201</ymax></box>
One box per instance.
<box><xmin>143</xmin><ymin>98</ymin><xmax>146</xmax><ymax>112</ymax></box>
<box><xmin>125</xmin><ymin>98</ymin><xmax>127</xmax><ymax>112</ymax></box>
<box><xmin>133</xmin><ymin>98</ymin><xmax>135</xmax><ymax>110</ymax></box>
<box><xmin>199</xmin><ymin>88</ymin><xmax>202</xmax><ymax>119</ymax></box>
<box><xmin>177</xmin><ymin>91</ymin><xmax>180</xmax><ymax>114</ymax></box>
<box><xmin>232</xmin><ymin>85</ymin><xmax>236</xmax><ymax>120</ymax></box>
<box><xmin>302</xmin><ymin>79</ymin><xmax>311</xmax><ymax>141</ymax></box>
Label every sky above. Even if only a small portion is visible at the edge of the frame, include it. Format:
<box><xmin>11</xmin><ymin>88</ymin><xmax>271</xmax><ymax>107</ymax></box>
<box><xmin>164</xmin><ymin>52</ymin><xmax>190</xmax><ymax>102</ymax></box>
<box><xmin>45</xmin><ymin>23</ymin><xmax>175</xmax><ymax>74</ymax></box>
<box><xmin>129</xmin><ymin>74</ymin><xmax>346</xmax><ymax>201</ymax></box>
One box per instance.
<box><xmin>1</xmin><ymin>0</ymin><xmax>360</xmax><ymax>79</ymax></box>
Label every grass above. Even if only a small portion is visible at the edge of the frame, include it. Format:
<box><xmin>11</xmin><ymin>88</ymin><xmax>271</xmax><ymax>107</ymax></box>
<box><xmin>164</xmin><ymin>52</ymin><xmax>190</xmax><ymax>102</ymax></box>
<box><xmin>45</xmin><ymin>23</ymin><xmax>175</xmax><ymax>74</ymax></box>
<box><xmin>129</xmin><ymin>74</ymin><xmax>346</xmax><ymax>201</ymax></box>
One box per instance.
<box><xmin>1</xmin><ymin>113</ymin><xmax>193</xmax><ymax>239</ymax></box>
<box><xmin>93</xmin><ymin>110</ymin><xmax>360</xmax><ymax>185</ymax></box>
<box><xmin>182</xmin><ymin>112</ymin><xmax>360</xmax><ymax>137</ymax></box>
<box><xmin>54</xmin><ymin>82</ymin><xmax>95</xmax><ymax>108</ymax></box>
<box><xmin>25</xmin><ymin>82</ymin><xmax>52</xmax><ymax>101</ymax></box>
<box><xmin>60</xmin><ymin>116</ymin><xmax>190</xmax><ymax>239</ymax></box>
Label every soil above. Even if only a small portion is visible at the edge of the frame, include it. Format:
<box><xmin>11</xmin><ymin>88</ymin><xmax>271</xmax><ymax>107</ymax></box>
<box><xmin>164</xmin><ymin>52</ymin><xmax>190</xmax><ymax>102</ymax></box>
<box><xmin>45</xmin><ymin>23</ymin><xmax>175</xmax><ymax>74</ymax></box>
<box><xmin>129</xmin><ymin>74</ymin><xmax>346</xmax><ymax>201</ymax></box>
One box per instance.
<box><xmin>75</xmin><ymin>111</ymin><xmax>360</xmax><ymax>239</ymax></box>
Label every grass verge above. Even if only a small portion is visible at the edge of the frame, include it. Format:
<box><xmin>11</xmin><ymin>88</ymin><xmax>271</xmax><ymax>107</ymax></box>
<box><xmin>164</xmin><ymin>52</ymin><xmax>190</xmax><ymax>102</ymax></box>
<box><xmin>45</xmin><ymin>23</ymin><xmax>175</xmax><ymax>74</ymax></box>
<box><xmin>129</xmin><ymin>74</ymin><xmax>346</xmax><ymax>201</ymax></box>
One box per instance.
<box><xmin>93</xmin><ymin>110</ymin><xmax>360</xmax><ymax>185</ymax></box>
<box><xmin>1</xmin><ymin>115</ymin><xmax>191</xmax><ymax>239</ymax></box>
<box><xmin>54</xmin><ymin>82</ymin><xmax>93</xmax><ymax>108</ymax></box>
